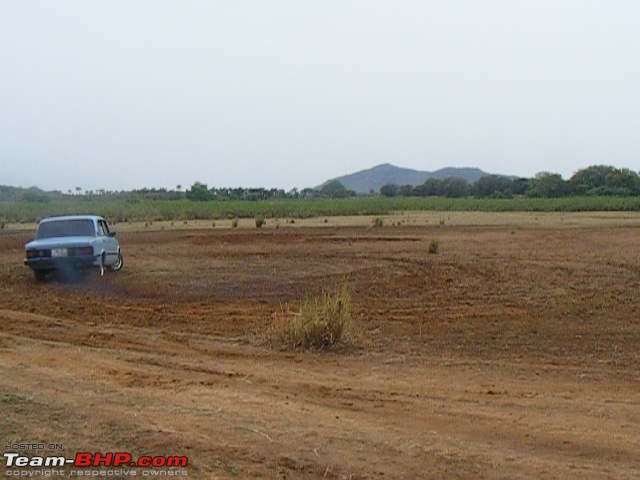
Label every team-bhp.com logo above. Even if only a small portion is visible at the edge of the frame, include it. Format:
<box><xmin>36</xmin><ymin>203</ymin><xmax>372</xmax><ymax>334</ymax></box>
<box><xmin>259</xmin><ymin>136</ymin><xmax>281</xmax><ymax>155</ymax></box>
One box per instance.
<box><xmin>4</xmin><ymin>452</ymin><xmax>188</xmax><ymax>468</ymax></box>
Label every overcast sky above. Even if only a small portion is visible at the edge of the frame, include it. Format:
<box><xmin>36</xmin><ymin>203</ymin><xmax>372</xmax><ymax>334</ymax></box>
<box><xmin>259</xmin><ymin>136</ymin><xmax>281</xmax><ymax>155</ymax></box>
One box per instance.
<box><xmin>1</xmin><ymin>1</ymin><xmax>638</xmax><ymax>191</ymax></box>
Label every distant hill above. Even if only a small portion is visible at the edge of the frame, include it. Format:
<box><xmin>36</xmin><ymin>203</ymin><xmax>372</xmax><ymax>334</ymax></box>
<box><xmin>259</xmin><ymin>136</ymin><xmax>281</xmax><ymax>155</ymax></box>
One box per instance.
<box><xmin>318</xmin><ymin>163</ymin><xmax>509</xmax><ymax>194</ymax></box>
<box><xmin>0</xmin><ymin>185</ymin><xmax>62</xmax><ymax>202</ymax></box>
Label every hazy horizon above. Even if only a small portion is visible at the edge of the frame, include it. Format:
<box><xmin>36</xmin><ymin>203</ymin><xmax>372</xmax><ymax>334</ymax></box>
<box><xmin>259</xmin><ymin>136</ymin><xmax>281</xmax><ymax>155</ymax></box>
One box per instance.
<box><xmin>2</xmin><ymin>1</ymin><xmax>639</xmax><ymax>191</ymax></box>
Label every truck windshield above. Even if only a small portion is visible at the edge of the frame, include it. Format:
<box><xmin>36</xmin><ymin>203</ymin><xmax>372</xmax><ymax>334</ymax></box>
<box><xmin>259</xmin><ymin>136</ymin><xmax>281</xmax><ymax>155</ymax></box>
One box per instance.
<box><xmin>37</xmin><ymin>219</ymin><xmax>95</xmax><ymax>238</ymax></box>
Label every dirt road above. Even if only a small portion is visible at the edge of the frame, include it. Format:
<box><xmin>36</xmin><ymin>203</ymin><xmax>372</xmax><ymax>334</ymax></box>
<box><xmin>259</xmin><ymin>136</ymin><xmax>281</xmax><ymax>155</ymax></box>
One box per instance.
<box><xmin>1</xmin><ymin>219</ymin><xmax>639</xmax><ymax>478</ymax></box>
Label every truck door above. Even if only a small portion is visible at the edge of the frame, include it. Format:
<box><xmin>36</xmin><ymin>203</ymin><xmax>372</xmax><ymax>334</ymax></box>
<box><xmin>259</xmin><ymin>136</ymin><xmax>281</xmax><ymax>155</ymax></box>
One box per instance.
<box><xmin>98</xmin><ymin>219</ymin><xmax>118</xmax><ymax>265</ymax></box>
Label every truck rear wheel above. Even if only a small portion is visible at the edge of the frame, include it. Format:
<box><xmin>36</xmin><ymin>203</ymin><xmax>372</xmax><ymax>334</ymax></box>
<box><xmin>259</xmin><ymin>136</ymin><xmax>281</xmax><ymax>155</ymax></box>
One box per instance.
<box><xmin>34</xmin><ymin>270</ymin><xmax>50</xmax><ymax>282</ymax></box>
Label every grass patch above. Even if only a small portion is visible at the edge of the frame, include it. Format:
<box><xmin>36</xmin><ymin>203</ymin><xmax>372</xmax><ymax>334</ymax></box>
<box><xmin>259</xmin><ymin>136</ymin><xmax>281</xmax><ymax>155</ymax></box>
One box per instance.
<box><xmin>371</xmin><ymin>216</ymin><xmax>384</xmax><ymax>228</ymax></box>
<box><xmin>428</xmin><ymin>239</ymin><xmax>439</xmax><ymax>254</ymax></box>
<box><xmin>4</xmin><ymin>196</ymin><xmax>640</xmax><ymax>223</ymax></box>
<box><xmin>269</xmin><ymin>284</ymin><xmax>353</xmax><ymax>350</ymax></box>
<box><xmin>0</xmin><ymin>391</ymin><xmax>35</xmax><ymax>405</ymax></box>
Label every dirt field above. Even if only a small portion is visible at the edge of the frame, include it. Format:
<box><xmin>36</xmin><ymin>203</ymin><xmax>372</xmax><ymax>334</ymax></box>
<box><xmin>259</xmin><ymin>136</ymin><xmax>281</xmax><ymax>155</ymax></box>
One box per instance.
<box><xmin>1</xmin><ymin>214</ymin><xmax>639</xmax><ymax>479</ymax></box>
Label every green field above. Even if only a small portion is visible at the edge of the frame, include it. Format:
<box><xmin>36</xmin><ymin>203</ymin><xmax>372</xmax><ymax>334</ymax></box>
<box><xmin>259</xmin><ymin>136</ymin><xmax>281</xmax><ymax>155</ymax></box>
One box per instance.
<box><xmin>2</xmin><ymin>196</ymin><xmax>640</xmax><ymax>223</ymax></box>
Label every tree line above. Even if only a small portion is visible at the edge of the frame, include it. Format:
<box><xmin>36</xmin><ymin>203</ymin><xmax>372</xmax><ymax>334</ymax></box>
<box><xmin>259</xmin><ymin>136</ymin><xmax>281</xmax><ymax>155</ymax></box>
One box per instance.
<box><xmin>2</xmin><ymin>165</ymin><xmax>639</xmax><ymax>203</ymax></box>
<box><xmin>0</xmin><ymin>180</ymin><xmax>353</xmax><ymax>202</ymax></box>
<box><xmin>379</xmin><ymin>165</ymin><xmax>640</xmax><ymax>198</ymax></box>
<box><xmin>184</xmin><ymin>180</ymin><xmax>355</xmax><ymax>201</ymax></box>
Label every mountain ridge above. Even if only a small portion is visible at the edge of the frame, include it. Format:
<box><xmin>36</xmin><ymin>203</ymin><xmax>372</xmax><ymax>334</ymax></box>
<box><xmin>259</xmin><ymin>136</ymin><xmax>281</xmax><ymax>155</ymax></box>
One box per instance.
<box><xmin>318</xmin><ymin>163</ymin><xmax>512</xmax><ymax>194</ymax></box>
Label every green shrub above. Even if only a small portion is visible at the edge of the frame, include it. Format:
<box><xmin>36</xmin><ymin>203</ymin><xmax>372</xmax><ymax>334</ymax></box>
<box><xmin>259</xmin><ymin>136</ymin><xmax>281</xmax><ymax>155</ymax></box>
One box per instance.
<box><xmin>231</xmin><ymin>217</ymin><xmax>239</xmax><ymax>228</ymax></box>
<box><xmin>428</xmin><ymin>239</ymin><xmax>439</xmax><ymax>254</ymax></box>
<box><xmin>270</xmin><ymin>284</ymin><xmax>353</xmax><ymax>350</ymax></box>
<box><xmin>255</xmin><ymin>216</ymin><xmax>265</xmax><ymax>228</ymax></box>
<box><xmin>371</xmin><ymin>217</ymin><xmax>384</xmax><ymax>228</ymax></box>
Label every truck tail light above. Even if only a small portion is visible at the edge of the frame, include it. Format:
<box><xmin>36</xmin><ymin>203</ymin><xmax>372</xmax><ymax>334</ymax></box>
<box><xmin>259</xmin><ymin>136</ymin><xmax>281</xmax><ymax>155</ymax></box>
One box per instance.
<box><xmin>73</xmin><ymin>246</ymin><xmax>94</xmax><ymax>256</ymax></box>
<box><xmin>26</xmin><ymin>249</ymin><xmax>50</xmax><ymax>258</ymax></box>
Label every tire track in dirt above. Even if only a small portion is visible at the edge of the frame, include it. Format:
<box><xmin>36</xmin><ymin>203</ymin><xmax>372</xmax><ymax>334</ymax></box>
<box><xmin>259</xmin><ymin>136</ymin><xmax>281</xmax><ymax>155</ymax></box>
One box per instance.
<box><xmin>2</xmin><ymin>308</ymin><xmax>639</xmax><ymax>478</ymax></box>
<box><xmin>2</xmin><ymin>225</ymin><xmax>640</xmax><ymax>478</ymax></box>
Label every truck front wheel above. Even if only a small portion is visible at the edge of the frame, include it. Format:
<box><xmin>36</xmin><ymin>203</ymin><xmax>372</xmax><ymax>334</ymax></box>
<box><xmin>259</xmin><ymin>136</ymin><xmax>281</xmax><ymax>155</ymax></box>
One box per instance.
<box><xmin>110</xmin><ymin>252</ymin><xmax>124</xmax><ymax>272</ymax></box>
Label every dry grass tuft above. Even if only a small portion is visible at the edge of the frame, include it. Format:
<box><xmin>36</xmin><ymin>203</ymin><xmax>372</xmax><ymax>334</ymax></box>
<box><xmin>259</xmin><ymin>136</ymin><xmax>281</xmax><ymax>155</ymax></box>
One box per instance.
<box><xmin>371</xmin><ymin>217</ymin><xmax>384</xmax><ymax>228</ymax></box>
<box><xmin>269</xmin><ymin>284</ymin><xmax>353</xmax><ymax>350</ymax></box>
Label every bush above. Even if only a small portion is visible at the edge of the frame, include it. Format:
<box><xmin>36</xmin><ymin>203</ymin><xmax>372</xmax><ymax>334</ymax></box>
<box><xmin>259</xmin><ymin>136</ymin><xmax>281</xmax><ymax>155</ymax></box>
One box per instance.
<box><xmin>380</xmin><ymin>184</ymin><xmax>399</xmax><ymax>197</ymax></box>
<box><xmin>231</xmin><ymin>217</ymin><xmax>239</xmax><ymax>228</ymax></box>
<box><xmin>371</xmin><ymin>217</ymin><xmax>384</xmax><ymax>228</ymax></box>
<box><xmin>255</xmin><ymin>216</ymin><xmax>265</xmax><ymax>228</ymax></box>
<box><xmin>428</xmin><ymin>239</ymin><xmax>439</xmax><ymax>254</ymax></box>
<box><xmin>270</xmin><ymin>284</ymin><xmax>353</xmax><ymax>350</ymax></box>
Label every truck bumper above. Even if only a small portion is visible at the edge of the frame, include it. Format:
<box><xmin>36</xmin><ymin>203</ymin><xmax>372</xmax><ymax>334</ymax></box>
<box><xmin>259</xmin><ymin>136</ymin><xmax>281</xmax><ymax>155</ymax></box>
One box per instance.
<box><xmin>24</xmin><ymin>255</ymin><xmax>99</xmax><ymax>271</ymax></box>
